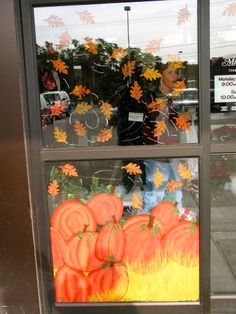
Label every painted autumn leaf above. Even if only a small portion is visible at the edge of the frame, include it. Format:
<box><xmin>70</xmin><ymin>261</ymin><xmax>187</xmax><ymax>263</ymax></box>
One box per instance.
<box><xmin>59</xmin><ymin>163</ymin><xmax>78</xmax><ymax>177</ymax></box>
<box><xmin>154</xmin><ymin>169</ymin><xmax>165</xmax><ymax>189</ymax></box>
<box><xmin>44</xmin><ymin>15</ymin><xmax>65</xmax><ymax>28</ymax></box>
<box><xmin>74</xmin><ymin>102</ymin><xmax>93</xmax><ymax>115</ymax></box>
<box><xmin>122</xmin><ymin>60</ymin><xmax>136</xmax><ymax>78</ymax></box>
<box><xmin>70</xmin><ymin>85</ymin><xmax>91</xmax><ymax>97</ymax></box>
<box><xmin>74</xmin><ymin>120</ymin><xmax>87</xmax><ymax>136</ymax></box>
<box><xmin>54</xmin><ymin>126</ymin><xmax>68</xmax><ymax>144</ymax></box>
<box><xmin>100</xmin><ymin>101</ymin><xmax>113</xmax><ymax>120</ymax></box>
<box><xmin>51</xmin><ymin>59</ymin><xmax>68</xmax><ymax>75</ymax></box>
<box><xmin>59</xmin><ymin>31</ymin><xmax>72</xmax><ymax>48</ymax></box>
<box><xmin>130</xmin><ymin>81</ymin><xmax>143</xmax><ymax>101</ymax></box>
<box><xmin>140</xmin><ymin>68</ymin><xmax>161</xmax><ymax>81</ymax></box>
<box><xmin>132</xmin><ymin>193</ymin><xmax>143</xmax><ymax>210</ymax></box>
<box><xmin>51</xmin><ymin>103</ymin><xmax>65</xmax><ymax>116</ymax></box>
<box><xmin>172</xmin><ymin>80</ymin><xmax>186</xmax><ymax>96</ymax></box>
<box><xmin>84</xmin><ymin>38</ymin><xmax>97</xmax><ymax>55</ymax></box>
<box><xmin>178</xmin><ymin>162</ymin><xmax>192</xmax><ymax>180</ymax></box>
<box><xmin>170</xmin><ymin>61</ymin><xmax>185</xmax><ymax>70</ymax></box>
<box><xmin>144</xmin><ymin>39</ymin><xmax>162</xmax><ymax>54</ymax></box>
<box><xmin>166</xmin><ymin>180</ymin><xmax>183</xmax><ymax>191</ymax></box>
<box><xmin>153</xmin><ymin>119</ymin><xmax>168</xmax><ymax>137</ymax></box>
<box><xmin>177</xmin><ymin>4</ymin><xmax>190</xmax><ymax>25</ymax></box>
<box><xmin>111</xmin><ymin>48</ymin><xmax>128</xmax><ymax>60</ymax></box>
<box><xmin>222</xmin><ymin>3</ymin><xmax>236</xmax><ymax>16</ymax></box>
<box><xmin>174</xmin><ymin>113</ymin><xmax>191</xmax><ymax>130</ymax></box>
<box><xmin>147</xmin><ymin>98</ymin><xmax>166</xmax><ymax>111</ymax></box>
<box><xmin>48</xmin><ymin>180</ymin><xmax>60</xmax><ymax>198</ymax></box>
<box><xmin>79</xmin><ymin>10</ymin><xmax>95</xmax><ymax>24</ymax></box>
<box><xmin>96</xmin><ymin>127</ymin><xmax>113</xmax><ymax>142</ymax></box>
<box><xmin>121</xmin><ymin>162</ymin><xmax>142</xmax><ymax>175</ymax></box>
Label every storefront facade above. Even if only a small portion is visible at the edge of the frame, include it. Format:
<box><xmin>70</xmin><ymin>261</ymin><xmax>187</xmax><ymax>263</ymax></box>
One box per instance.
<box><xmin>0</xmin><ymin>0</ymin><xmax>236</xmax><ymax>313</ymax></box>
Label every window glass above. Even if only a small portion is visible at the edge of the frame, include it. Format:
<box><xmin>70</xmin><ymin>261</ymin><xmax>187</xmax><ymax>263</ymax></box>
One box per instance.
<box><xmin>34</xmin><ymin>0</ymin><xmax>198</xmax><ymax>148</ymax></box>
<box><xmin>46</xmin><ymin>157</ymin><xmax>199</xmax><ymax>302</ymax></box>
<box><xmin>210</xmin><ymin>0</ymin><xmax>236</xmax><ymax>142</ymax></box>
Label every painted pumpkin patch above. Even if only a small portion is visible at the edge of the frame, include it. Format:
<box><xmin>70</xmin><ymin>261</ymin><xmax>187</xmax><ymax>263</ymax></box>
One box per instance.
<box><xmin>50</xmin><ymin>226</ymin><xmax>66</xmax><ymax>269</ymax></box>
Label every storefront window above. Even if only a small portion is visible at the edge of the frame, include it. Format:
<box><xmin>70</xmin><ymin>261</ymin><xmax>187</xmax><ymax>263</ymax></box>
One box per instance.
<box><xmin>34</xmin><ymin>0</ymin><xmax>198</xmax><ymax>148</ymax></box>
<box><xmin>47</xmin><ymin>158</ymin><xmax>199</xmax><ymax>303</ymax></box>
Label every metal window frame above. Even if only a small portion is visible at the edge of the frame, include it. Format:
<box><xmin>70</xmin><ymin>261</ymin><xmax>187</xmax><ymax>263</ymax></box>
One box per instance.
<box><xmin>16</xmin><ymin>0</ymin><xmax>211</xmax><ymax>313</ymax></box>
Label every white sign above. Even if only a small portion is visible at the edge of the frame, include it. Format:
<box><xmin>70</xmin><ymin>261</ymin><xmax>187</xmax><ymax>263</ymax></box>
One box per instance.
<box><xmin>128</xmin><ymin>112</ymin><xmax>144</xmax><ymax>122</ymax></box>
<box><xmin>214</xmin><ymin>74</ymin><xmax>236</xmax><ymax>103</ymax></box>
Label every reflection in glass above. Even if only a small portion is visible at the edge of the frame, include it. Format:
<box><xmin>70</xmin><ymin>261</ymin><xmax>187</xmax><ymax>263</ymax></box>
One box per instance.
<box><xmin>34</xmin><ymin>0</ymin><xmax>198</xmax><ymax>147</ymax></box>
<box><xmin>47</xmin><ymin>158</ymin><xmax>199</xmax><ymax>302</ymax></box>
<box><xmin>211</xmin><ymin>155</ymin><xmax>236</xmax><ymax>295</ymax></box>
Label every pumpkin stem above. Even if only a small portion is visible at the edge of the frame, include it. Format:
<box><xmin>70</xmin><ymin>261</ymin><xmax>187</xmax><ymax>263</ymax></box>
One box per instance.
<box><xmin>83</xmin><ymin>224</ymin><xmax>89</xmax><ymax>233</ymax></box>
<box><xmin>110</xmin><ymin>261</ymin><xmax>115</xmax><ymax>267</ymax></box>
<box><xmin>174</xmin><ymin>201</ymin><xmax>178</xmax><ymax>206</ymax></box>
<box><xmin>112</xmin><ymin>214</ymin><xmax>117</xmax><ymax>224</ymax></box>
<box><xmin>111</xmin><ymin>186</ymin><xmax>116</xmax><ymax>194</ymax></box>
<box><xmin>147</xmin><ymin>216</ymin><xmax>155</xmax><ymax>228</ymax></box>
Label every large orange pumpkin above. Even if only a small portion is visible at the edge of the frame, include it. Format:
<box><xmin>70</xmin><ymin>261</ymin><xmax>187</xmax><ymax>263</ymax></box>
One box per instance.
<box><xmin>87</xmin><ymin>193</ymin><xmax>123</xmax><ymax>225</ymax></box>
<box><xmin>64</xmin><ymin>226</ymin><xmax>101</xmax><ymax>272</ymax></box>
<box><xmin>123</xmin><ymin>215</ymin><xmax>165</xmax><ymax>274</ymax></box>
<box><xmin>150</xmin><ymin>201</ymin><xmax>180</xmax><ymax>236</ymax></box>
<box><xmin>88</xmin><ymin>262</ymin><xmax>128</xmax><ymax>301</ymax></box>
<box><xmin>50</xmin><ymin>227</ymin><xmax>66</xmax><ymax>269</ymax></box>
<box><xmin>95</xmin><ymin>215</ymin><xmax>125</xmax><ymax>262</ymax></box>
<box><xmin>51</xmin><ymin>199</ymin><xmax>96</xmax><ymax>241</ymax></box>
<box><xmin>164</xmin><ymin>220</ymin><xmax>199</xmax><ymax>266</ymax></box>
<box><xmin>54</xmin><ymin>265</ymin><xmax>91</xmax><ymax>302</ymax></box>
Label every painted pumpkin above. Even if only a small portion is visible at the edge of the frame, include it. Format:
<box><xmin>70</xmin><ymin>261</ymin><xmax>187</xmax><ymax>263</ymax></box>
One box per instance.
<box><xmin>88</xmin><ymin>262</ymin><xmax>128</xmax><ymax>301</ymax></box>
<box><xmin>87</xmin><ymin>193</ymin><xmax>123</xmax><ymax>225</ymax></box>
<box><xmin>164</xmin><ymin>220</ymin><xmax>199</xmax><ymax>267</ymax></box>
<box><xmin>54</xmin><ymin>265</ymin><xmax>91</xmax><ymax>302</ymax></box>
<box><xmin>51</xmin><ymin>199</ymin><xmax>96</xmax><ymax>241</ymax></box>
<box><xmin>123</xmin><ymin>215</ymin><xmax>165</xmax><ymax>274</ymax></box>
<box><xmin>95</xmin><ymin>215</ymin><xmax>125</xmax><ymax>262</ymax></box>
<box><xmin>50</xmin><ymin>227</ymin><xmax>66</xmax><ymax>269</ymax></box>
<box><xmin>150</xmin><ymin>201</ymin><xmax>180</xmax><ymax>236</ymax></box>
<box><xmin>64</xmin><ymin>226</ymin><xmax>101</xmax><ymax>272</ymax></box>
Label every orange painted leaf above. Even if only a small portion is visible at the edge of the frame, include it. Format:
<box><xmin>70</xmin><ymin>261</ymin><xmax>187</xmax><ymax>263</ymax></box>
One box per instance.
<box><xmin>51</xmin><ymin>59</ymin><xmax>68</xmax><ymax>74</ymax></box>
<box><xmin>79</xmin><ymin>10</ymin><xmax>95</xmax><ymax>24</ymax></box>
<box><xmin>59</xmin><ymin>163</ymin><xmax>78</xmax><ymax>177</ymax></box>
<box><xmin>59</xmin><ymin>31</ymin><xmax>72</xmax><ymax>48</ymax></box>
<box><xmin>132</xmin><ymin>193</ymin><xmax>143</xmax><ymax>210</ymax></box>
<box><xmin>70</xmin><ymin>85</ymin><xmax>91</xmax><ymax>97</ymax></box>
<box><xmin>54</xmin><ymin>126</ymin><xmax>68</xmax><ymax>144</ymax></box>
<box><xmin>74</xmin><ymin>120</ymin><xmax>87</xmax><ymax>136</ymax></box>
<box><xmin>96</xmin><ymin>127</ymin><xmax>113</xmax><ymax>142</ymax></box>
<box><xmin>121</xmin><ymin>162</ymin><xmax>142</xmax><ymax>175</ymax></box>
<box><xmin>74</xmin><ymin>102</ymin><xmax>93</xmax><ymax>115</ymax></box>
<box><xmin>84</xmin><ymin>38</ymin><xmax>97</xmax><ymax>55</ymax></box>
<box><xmin>130</xmin><ymin>81</ymin><xmax>143</xmax><ymax>101</ymax></box>
<box><xmin>177</xmin><ymin>5</ymin><xmax>190</xmax><ymax>25</ymax></box>
<box><xmin>144</xmin><ymin>39</ymin><xmax>162</xmax><ymax>54</ymax></box>
<box><xmin>222</xmin><ymin>3</ymin><xmax>236</xmax><ymax>16</ymax></box>
<box><xmin>111</xmin><ymin>48</ymin><xmax>128</xmax><ymax>60</ymax></box>
<box><xmin>140</xmin><ymin>68</ymin><xmax>161</xmax><ymax>81</ymax></box>
<box><xmin>172</xmin><ymin>80</ymin><xmax>186</xmax><ymax>96</ymax></box>
<box><xmin>100</xmin><ymin>101</ymin><xmax>113</xmax><ymax>120</ymax></box>
<box><xmin>153</xmin><ymin>119</ymin><xmax>168</xmax><ymax>137</ymax></box>
<box><xmin>48</xmin><ymin>180</ymin><xmax>60</xmax><ymax>198</ymax></box>
<box><xmin>178</xmin><ymin>162</ymin><xmax>192</xmax><ymax>180</ymax></box>
<box><xmin>154</xmin><ymin>170</ymin><xmax>165</xmax><ymax>189</ymax></box>
<box><xmin>122</xmin><ymin>60</ymin><xmax>136</xmax><ymax>78</ymax></box>
<box><xmin>174</xmin><ymin>113</ymin><xmax>191</xmax><ymax>130</ymax></box>
<box><xmin>166</xmin><ymin>180</ymin><xmax>183</xmax><ymax>191</ymax></box>
<box><xmin>51</xmin><ymin>103</ymin><xmax>65</xmax><ymax>116</ymax></box>
<box><xmin>147</xmin><ymin>98</ymin><xmax>166</xmax><ymax>111</ymax></box>
<box><xmin>44</xmin><ymin>15</ymin><xmax>65</xmax><ymax>28</ymax></box>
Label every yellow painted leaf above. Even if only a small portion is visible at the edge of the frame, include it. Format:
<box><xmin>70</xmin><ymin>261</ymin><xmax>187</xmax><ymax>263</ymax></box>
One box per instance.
<box><xmin>74</xmin><ymin>120</ymin><xmax>87</xmax><ymax>136</ymax></box>
<box><xmin>74</xmin><ymin>102</ymin><xmax>93</xmax><ymax>115</ymax></box>
<box><xmin>174</xmin><ymin>113</ymin><xmax>191</xmax><ymax>130</ymax></box>
<box><xmin>140</xmin><ymin>68</ymin><xmax>161</xmax><ymax>81</ymax></box>
<box><xmin>70</xmin><ymin>85</ymin><xmax>91</xmax><ymax>97</ymax></box>
<box><xmin>59</xmin><ymin>163</ymin><xmax>78</xmax><ymax>177</ymax></box>
<box><xmin>147</xmin><ymin>98</ymin><xmax>166</xmax><ymax>111</ymax></box>
<box><xmin>132</xmin><ymin>193</ymin><xmax>143</xmax><ymax>210</ymax></box>
<box><xmin>96</xmin><ymin>127</ymin><xmax>113</xmax><ymax>142</ymax></box>
<box><xmin>100</xmin><ymin>101</ymin><xmax>113</xmax><ymax>120</ymax></box>
<box><xmin>121</xmin><ymin>162</ymin><xmax>142</xmax><ymax>175</ymax></box>
<box><xmin>166</xmin><ymin>180</ymin><xmax>183</xmax><ymax>191</ymax></box>
<box><xmin>170</xmin><ymin>61</ymin><xmax>185</xmax><ymax>70</ymax></box>
<box><xmin>122</xmin><ymin>60</ymin><xmax>136</xmax><ymax>78</ymax></box>
<box><xmin>130</xmin><ymin>81</ymin><xmax>143</xmax><ymax>101</ymax></box>
<box><xmin>178</xmin><ymin>162</ymin><xmax>192</xmax><ymax>180</ymax></box>
<box><xmin>84</xmin><ymin>38</ymin><xmax>97</xmax><ymax>54</ymax></box>
<box><xmin>111</xmin><ymin>48</ymin><xmax>128</xmax><ymax>60</ymax></box>
<box><xmin>154</xmin><ymin>170</ymin><xmax>165</xmax><ymax>189</ymax></box>
<box><xmin>48</xmin><ymin>180</ymin><xmax>60</xmax><ymax>198</ymax></box>
<box><xmin>172</xmin><ymin>80</ymin><xmax>186</xmax><ymax>96</ymax></box>
<box><xmin>51</xmin><ymin>59</ymin><xmax>68</xmax><ymax>74</ymax></box>
<box><xmin>153</xmin><ymin>119</ymin><xmax>168</xmax><ymax>137</ymax></box>
<box><xmin>54</xmin><ymin>126</ymin><xmax>68</xmax><ymax>144</ymax></box>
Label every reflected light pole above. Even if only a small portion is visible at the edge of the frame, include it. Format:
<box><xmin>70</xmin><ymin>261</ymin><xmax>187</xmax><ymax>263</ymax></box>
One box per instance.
<box><xmin>124</xmin><ymin>6</ymin><xmax>131</xmax><ymax>51</ymax></box>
